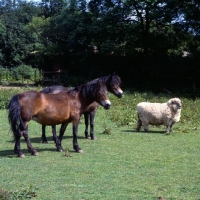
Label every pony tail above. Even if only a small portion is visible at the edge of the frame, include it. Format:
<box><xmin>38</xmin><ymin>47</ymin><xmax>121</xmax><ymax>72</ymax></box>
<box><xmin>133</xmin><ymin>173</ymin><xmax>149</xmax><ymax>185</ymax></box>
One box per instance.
<box><xmin>8</xmin><ymin>94</ymin><xmax>25</xmax><ymax>136</ymax></box>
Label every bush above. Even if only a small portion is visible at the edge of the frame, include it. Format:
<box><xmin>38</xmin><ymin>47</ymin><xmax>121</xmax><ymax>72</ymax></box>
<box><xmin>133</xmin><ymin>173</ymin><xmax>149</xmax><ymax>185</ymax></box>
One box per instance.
<box><xmin>11</xmin><ymin>65</ymin><xmax>42</xmax><ymax>83</ymax></box>
<box><xmin>0</xmin><ymin>67</ymin><xmax>11</xmax><ymax>82</ymax></box>
<box><xmin>0</xmin><ymin>87</ymin><xmax>41</xmax><ymax>109</ymax></box>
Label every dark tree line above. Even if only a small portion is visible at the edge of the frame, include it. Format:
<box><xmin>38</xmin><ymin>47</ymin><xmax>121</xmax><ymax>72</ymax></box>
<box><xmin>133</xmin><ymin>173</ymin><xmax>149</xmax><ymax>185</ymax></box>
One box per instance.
<box><xmin>0</xmin><ymin>0</ymin><xmax>200</xmax><ymax>92</ymax></box>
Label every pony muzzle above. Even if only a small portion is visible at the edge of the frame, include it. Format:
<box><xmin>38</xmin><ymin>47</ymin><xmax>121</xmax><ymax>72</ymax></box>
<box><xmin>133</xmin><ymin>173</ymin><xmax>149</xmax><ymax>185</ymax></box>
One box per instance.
<box><xmin>102</xmin><ymin>100</ymin><xmax>111</xmax><ymax>109</ymax></box>
<box><xmin>115</xmin><ymin>89</ymin><xmax>123</xmax><ymax>98</ymax></box>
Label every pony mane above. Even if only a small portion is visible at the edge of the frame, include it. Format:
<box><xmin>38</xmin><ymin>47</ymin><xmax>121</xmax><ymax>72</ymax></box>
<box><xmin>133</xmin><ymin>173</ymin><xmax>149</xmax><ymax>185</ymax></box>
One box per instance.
<box><xmin>72</xmin><ymin>82</ymin><xmax>98</xmax><ymax>99</ymax></box>
<box><xmin>87</xmin><ymin>73</ymin><xmax>121</xmax><ymax>86</ymax></box>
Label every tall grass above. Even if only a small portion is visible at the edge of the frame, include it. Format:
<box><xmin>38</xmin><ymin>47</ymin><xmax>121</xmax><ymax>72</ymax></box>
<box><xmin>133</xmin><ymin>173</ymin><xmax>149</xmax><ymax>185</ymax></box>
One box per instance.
<box><xmin>0</xmin><ymin>88</ymin><xmax>199</xmax><ymax>199</ymax></box>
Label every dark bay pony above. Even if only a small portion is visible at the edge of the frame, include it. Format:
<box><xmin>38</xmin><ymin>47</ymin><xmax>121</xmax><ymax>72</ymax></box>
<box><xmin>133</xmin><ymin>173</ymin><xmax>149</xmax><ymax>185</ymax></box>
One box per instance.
<box><xmin>8</xmin><ymin>80</ymin><xmax>111</xmax><ymax>157</ymax></box>
<box><xmin>40</xmin><ymin>73</ymin><xmax>123</xmax><ymax>143</ymax></box>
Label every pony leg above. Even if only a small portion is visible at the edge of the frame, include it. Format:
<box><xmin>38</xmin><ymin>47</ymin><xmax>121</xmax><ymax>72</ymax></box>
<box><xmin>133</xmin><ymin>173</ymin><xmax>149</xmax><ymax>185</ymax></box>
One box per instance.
<box><xmin>23</xmin><ymin>127</ymin><xmax>38</xmax><ymax>156</ymax></box>
<box><xmin>52</xmin><ymin>125</ymin><xmax>58</xmax><ymax>142</ymax></box>
<box><xmin>59</xmin><ymin>123</ymin><xmax>68</xmax><ymax>142</ymax></box>
<box><xmin>51</xmin><ymin>125</ymin><xmax>62</xmax><ymax>151</ymax></box>
<box><xmin>89</xmin><ymin>111</ymin><xmax>97</xmax><ymax>140</ymax></box>
<box><xmin>41</xmin><ymin>125</ymin><xmax>48</xmax><ymax>143</ymax></box>
<box><xmin>14</xmin><ymin>130</ymin><xmax>25</xmax><ymax>158</ymax></box>
<box><xmin>72</xmin><ymin>122</ymin><xmax>82</xmax><ymax>153</ymax></box>
<box><xmin>56</xmin><ymin>123</ymin><xmax>68</xmax><ymax>152</ymax></box>
<box><xmin>84</xmin><ymin>113</ymin><xmax>90</xmax><ymax>138</ymax></box>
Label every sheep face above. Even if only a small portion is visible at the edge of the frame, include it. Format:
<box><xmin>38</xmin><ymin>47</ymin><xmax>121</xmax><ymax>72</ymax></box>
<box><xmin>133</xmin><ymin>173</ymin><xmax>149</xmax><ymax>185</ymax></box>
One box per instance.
<box><xmin>167</xmin><ymin>98</ymin><xmax>182</xmax><ymax>112</ymax></box>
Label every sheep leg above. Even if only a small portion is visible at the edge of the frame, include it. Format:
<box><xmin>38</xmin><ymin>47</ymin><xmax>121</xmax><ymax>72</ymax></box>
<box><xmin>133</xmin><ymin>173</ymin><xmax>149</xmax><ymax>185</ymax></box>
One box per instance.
<box><xmin>165</xmin><ymin>126</ymin><xmax>170</xmax><ymax>133</ymax></box>
<box><xmin>166</xmin><ymin>122</ymin><xmax>175</xmax><ymax>133</ymax></box>
<box><xmin>143</xmin><ymin>123</ymin><xmax>149</xmax><ymax>132</ymax></box>
<box><xmin>170</xmin><ymin>122</ymin><xmax>175</xmax><ymax>132</ymax></box>
<box><xmin>136</xmin><ymin>119</ymin><xmax>142</xmax><ymax>131</ymax></box>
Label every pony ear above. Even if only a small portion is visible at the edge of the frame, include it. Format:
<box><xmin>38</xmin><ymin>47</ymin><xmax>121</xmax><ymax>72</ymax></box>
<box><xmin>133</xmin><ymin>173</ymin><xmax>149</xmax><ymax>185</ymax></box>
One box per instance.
<box><xmin>111</xmin><ymin>72</ymin><xmax>117</xmax><ymax>76</ymax></box>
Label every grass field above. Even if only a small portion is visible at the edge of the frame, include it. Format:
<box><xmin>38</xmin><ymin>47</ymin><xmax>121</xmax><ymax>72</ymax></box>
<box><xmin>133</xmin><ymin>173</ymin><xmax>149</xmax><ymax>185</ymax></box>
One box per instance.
<box><xmin>0</xmin><ymin>89</ymin><xmax>200</xmax><ymax>199</ymax></box>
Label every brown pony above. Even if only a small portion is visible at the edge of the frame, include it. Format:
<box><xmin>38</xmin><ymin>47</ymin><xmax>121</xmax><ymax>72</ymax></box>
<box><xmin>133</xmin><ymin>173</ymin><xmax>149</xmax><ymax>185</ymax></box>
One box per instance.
<box><xmin>8</xmin><ymin>80</ymin><xmax>111</xmax><ymax>157</ymax></box>
<box><xmin>40</xmin><ymin>73</ymin><xmax>123</xmax><ymax>142</ymax></box>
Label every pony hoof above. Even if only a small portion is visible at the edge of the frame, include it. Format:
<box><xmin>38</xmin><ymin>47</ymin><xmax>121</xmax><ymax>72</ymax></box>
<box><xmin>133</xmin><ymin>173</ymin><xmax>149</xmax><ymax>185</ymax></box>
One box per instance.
<box><xmin>91</xmin><ymin>137</ymin><xmax>97</xmax><ymax>140</ymax></box>
<box><xmin>57</xmin><ymin>147</ymin><xmax>63</xmax><ymax>152</ymax></box>
<box><xmin>74</xmin><ymin>147</ymin><xmax>82</xmax><ymax>153</ymax></box>
<box><xmin>32</xmin><ymin>151</ymin><xmax>39</xmax><ymax>156</ymax></box>
<box><xmin>42</xmin><ymin>141</ymin><xmax>48</xmax><ymax>143</ymax></box>
<box><xmin>19</xmin><ymin>154</ymin><xmax>25</xmax><ymax>158</ymax></box>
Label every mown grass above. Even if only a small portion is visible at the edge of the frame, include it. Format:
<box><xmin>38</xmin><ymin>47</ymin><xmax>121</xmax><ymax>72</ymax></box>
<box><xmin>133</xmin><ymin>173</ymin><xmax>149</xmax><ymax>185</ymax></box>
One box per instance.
<box><xmin>0</xmin><ymin>88</ymin><xmax>200</xmax><ymax>199</ymax></box>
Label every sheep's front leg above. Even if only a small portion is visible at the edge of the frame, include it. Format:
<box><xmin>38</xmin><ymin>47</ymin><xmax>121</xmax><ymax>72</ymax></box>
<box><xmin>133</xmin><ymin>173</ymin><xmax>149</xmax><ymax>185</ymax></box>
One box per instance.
<box><xmin>169</xmin><ymin>122</ymin><xmax>175</xmax><ymax>132</ymax></box>
<box><xmin>165</xmin><ymin>125</ymin><xmax>170</xmax><ymax>133</ymax></box>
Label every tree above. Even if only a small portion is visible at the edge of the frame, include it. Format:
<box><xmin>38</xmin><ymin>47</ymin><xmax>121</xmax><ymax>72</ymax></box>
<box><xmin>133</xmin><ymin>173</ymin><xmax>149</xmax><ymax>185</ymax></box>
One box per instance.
<box><xmin>0</xmin><ymin>0</ymin><xmax>41</xmax><ymax>67</ymax></box>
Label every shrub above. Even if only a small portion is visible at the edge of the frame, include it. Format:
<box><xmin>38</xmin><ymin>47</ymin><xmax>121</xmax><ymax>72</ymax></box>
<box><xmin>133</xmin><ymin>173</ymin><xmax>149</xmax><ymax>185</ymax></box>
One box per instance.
<box><xmin>11</xmin><ymin>65</ymin><xmax>42</xmax><ymax>83</ymax></box>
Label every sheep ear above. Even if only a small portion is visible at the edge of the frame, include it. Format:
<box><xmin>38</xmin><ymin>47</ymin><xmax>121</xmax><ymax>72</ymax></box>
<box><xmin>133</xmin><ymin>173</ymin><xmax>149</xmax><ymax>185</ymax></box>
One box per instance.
<box><xmin>167</xmin><ymin>99</ymin><xmax>172</xmax><ymax>106</ymax></box>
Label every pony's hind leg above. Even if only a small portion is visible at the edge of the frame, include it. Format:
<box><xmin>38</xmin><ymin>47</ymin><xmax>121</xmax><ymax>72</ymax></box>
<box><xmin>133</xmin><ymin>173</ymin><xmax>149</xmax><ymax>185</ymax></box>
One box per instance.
<box><xmin>84</xmin><ymin>113</ymin><xmax>90</xmax><ymax>139</ymax></box>
<box><xmin>89</xmin><ymin>111</ymin><xmax>97</xmax><ymax>140</ymax></box>
<box><xmin>14</xmin><ymin>130</ymin><xmax>25</xmax><ymax>158</ymax></box>
<box><xmin>23</xmin><ymin>126</ymin><xmax>38</xmax><ymax>156</ymax></box>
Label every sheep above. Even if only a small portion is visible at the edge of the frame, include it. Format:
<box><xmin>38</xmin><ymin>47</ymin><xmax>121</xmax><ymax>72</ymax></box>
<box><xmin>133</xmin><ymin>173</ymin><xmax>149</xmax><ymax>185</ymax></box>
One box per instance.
<box><xmin>136</xmin><ymin>98</ymin><xmax>182</xmax><ymax>133</ymax></box>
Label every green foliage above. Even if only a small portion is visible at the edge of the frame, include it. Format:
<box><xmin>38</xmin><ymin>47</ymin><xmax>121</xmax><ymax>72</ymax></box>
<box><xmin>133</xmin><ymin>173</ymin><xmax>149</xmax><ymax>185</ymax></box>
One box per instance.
<box><xmin>24</xmin><ymin>16</ymin><xmax>51</xmax><ymax>37</ymax></box>
<box><xmin>0</xmin><ymin>188</ymin><xmax>10</xmax><ymax>200</ymax></box>
<box><xmin>0</xmin><ymin>87</ymin><xmax>41</xmax><ymax>109</ymax></box>
<box><xmin>0</xmin><ymin>185</ymin><xmax>37</xmax><ymax>200</ymax></box>
<box><xmin>102</xmin><ymin>123</ymin><xmax>112</xmax><ymax>134</ymax></box>
<box><xmin>1</xmin><ymin>0</ymin><xmax>200</xmax><ymax>88</ymax></box>
<box><xmin>11</xmin><ymin>185</ymin><xmax>38</xmax><ymax>199</ymax></box>
<box><xmin>11</xmin><ymin>65</ymin><xmax>38</xmax><ymax>82</ymax></box>
<box><xmin>0</xmin><ymin>0</ymin><xmax>41</xmax><ymax>67</ymax></box>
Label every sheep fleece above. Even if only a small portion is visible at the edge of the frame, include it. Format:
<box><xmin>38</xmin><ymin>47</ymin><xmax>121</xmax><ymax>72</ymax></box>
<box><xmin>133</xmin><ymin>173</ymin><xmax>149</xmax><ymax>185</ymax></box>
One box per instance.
<box><xmin>137</xmin><ymin>101</ymin><xmax>181</xmax><ymax>126</ymax></box>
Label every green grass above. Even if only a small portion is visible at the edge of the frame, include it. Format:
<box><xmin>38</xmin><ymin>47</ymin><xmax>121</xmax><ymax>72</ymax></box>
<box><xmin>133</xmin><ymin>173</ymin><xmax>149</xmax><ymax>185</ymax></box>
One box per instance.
<box><xmin>0</xmin><ymin>90</ymin><xmax>200</xmax><ymax>199</ymax></box>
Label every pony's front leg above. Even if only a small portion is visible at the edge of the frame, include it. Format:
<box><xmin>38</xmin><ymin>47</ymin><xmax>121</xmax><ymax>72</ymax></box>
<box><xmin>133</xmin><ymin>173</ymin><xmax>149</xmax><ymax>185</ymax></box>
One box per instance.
<box><xmin>23</xmin><ymin>127</ymin><xmax>38</xmax><ymax>156</ymax></box>
<box><xmin>73</xmin><ymin>121</ymin><xmax>82</xmax><ymax>153</ymax></box>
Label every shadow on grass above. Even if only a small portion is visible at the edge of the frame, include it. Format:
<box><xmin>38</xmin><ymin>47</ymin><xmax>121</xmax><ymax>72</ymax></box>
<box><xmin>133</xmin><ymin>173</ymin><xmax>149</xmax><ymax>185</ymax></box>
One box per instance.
<box><xmin>121</xmin><ymin>129</ymin><xmax>166</xmax><ymax>134</ymax></box>
<box><xmin>1</xmin><ymin>136</ymin><xmax>87</xmax><ymax>157</ymax></box>
<box><xmin>0</xmin><ymin>145</ymin><xmax>79</xmax><ymax>157</ymax></box>
<box><xmin>6</xmin><ymin>135</ymin><xmax>87</xmax><ymax>144</ymax></box>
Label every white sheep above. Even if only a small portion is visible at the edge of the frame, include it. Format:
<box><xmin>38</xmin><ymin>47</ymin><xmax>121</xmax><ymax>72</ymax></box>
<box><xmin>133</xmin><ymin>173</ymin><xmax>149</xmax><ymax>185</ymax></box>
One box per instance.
<box><xmin>136</xmin><ymin>98</ymin><xmax>182</xmax><ymax>133</ymax></box>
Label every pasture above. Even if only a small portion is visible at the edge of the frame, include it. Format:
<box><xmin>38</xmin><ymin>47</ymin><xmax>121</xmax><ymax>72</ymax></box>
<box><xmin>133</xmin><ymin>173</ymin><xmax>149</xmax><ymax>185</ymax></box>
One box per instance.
<box><xmin>0</xmin><ymin>88</ymin><xmax>200</xmax><ymax>199</ymax></box>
